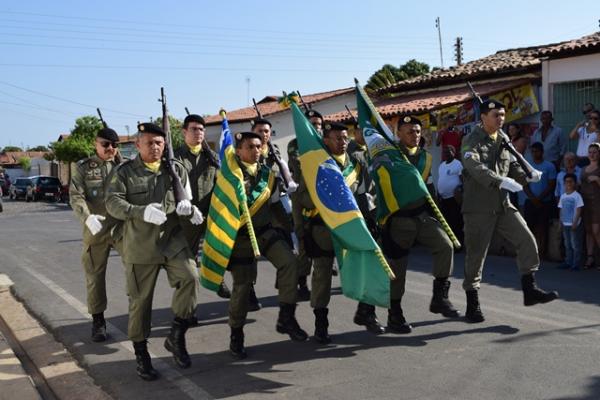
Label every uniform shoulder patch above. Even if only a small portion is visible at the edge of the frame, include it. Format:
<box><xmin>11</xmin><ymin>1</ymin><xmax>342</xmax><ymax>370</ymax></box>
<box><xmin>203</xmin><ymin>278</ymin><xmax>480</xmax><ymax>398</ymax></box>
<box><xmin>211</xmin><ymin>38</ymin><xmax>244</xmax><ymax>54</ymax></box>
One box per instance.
<box><xmin>76</xmin><ymin>157</ymin><xmax>91</xmax><ymax>166</ymax></box>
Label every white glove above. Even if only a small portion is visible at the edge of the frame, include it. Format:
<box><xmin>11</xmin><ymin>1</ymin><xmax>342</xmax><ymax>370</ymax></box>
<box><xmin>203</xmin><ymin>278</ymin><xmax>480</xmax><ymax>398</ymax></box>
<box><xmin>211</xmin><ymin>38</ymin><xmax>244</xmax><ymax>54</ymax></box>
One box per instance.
<box><xmin>176</xmin><ymin>199</ymin><xmax>193</xmax><ymax>216</ymax></box>
<box><xmin>85</xmin><ymin>214</ymin><xmax>105</xmax><ymax>236</ymax></box>
<box><xmin>286</xmin><ymin>181</ymin><xmax>298</xmax><ymax>193</ymax></box>
<box><xmin>143</xmin><ymin>203</ymin><xmax>167</xmax><ymax>225</ymax></box>
<box><xmin>526</xmin><ymin>169</ymin><xmax>543</xmax><ymax>183</ymax></box>
<box><xmin>190</xmin><ymin>206</ymin><xmax>204</xmax><ymax>225</ymax></box>
<box><xmin>499</xmin><ymin>177</ymin><xmax>523</xmax><ymax>193</ymax></box>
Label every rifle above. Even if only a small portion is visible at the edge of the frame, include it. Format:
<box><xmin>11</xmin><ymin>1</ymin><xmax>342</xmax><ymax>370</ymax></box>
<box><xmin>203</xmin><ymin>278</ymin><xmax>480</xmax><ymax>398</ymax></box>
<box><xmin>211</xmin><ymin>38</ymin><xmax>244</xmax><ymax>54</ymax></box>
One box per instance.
<box><xmin>344</xmin><ymin>105</ymin><xmax>358</xmax><ymax>125</ymax></box>
<box><xmin>96</xmin><ymin>107</ymin><xmax>122</xmax><ymax>163</ymax></box>
<box><xmin>252</xmin><ymin>98</ymin><xmax>297</xmax><ymax>192</ymax></box>
<box><xmin>296</xmin><ymin>91</ymin><xmax>311</xmax><ymax>113</ymax></box>
<box><xmin>158</xmin><ymin>87</ymin><xmax>189</xmax><ymax>203</ymax></box>
<box><xmin>466</xmin><ymin>82</ymin><xmax>533</xmax><ymax>178</ymax></box>
<box><xmin>184</xmin><ymin>107</ymin><xmax>220</xmax><ymax>168</ymax></box>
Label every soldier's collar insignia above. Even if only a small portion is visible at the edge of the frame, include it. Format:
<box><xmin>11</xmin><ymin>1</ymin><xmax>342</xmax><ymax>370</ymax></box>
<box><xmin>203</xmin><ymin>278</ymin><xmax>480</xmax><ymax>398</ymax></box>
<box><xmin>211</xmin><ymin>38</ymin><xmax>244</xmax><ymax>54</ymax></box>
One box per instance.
<box><xmin>90</xmin><ymin>161</ymin><xmax>98</xmax><ymax>168</ymax></box>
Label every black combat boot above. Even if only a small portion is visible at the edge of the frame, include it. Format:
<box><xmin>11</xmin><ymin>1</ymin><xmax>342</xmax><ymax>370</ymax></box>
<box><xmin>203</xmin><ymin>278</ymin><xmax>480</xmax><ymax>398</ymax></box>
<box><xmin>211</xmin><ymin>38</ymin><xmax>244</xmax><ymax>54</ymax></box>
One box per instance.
<box><xmin>313</xmin><ymin>308</ymin><xmax>331</xmax><ymax>344</ymax></box>
<box><xmin>133</xmin><ymin>340</ymin><xmax>159</xmax><ymax>381</ymax></box>
<box><xmin>248</xmin><ymin>285</ymin><xmax>262</xmax><ymax>312</ymax></box>
<box><xmin>230</xmin><ymin>327</ymin><xmax>247</xmax><ymax>359</ymax></box>
<box><xmin>91</xmin><ymin>312</ymin><xmax>107</xmax><ymax>342</ymax></box>
<box><xmin>164</xmin><ymin>317</ymin><xmax>191</xmax><ymax>369</ymax></box>
<box><xmin>465</xmin><ymin>290</ymin><xmax>485</xmax><ymax>323</ymax></box>
<box><xmin>187</xmin><ymin>306</ymin><xmax>200</xmax><ymax>327</ymax></box>
<box><xmin>276</xmin><ymin>303</ymin><xmax>308</xmax><ymax>342</ymax></box>
<box><xmin>217</xmin><ymin>281</ymin><xmax>232</xmax><ymax>299</ymax></box>
<box><xmin>297</xmin><ymin>275</ymin><xmax>310</xmax><ymax>302</ymax></box>
<box><xmin>387</xmin><ymin>300</ymin><xmax>412</xmax><ymax>334</ymax></box>
<box><xmin>430</xmin><ymin>278</ymin><xmax>460</xmax><ymax>318</ymax></box>
<box><xmin>521</xmin><ymin>273</ymin><xmax>559</xmax><ymax>306</ymax></box>
<box><xmin>354</xmin><ymin>302</ymin><xmax>386</xmax><ymax>334</ymax></box>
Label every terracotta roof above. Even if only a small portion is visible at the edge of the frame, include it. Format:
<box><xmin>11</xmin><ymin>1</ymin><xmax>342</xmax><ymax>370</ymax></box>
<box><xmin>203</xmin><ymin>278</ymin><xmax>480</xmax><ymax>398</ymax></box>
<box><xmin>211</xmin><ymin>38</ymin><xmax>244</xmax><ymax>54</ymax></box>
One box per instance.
<box><xmin>326</xmin><ymin>78</ymin><xmax>534</xmax><ymax>123</ymax></box>
<box><xmin>377</xmin><ymin>32</ymin><xmax>600</xmax><ymax>94</ymax></box>
<box><xmin>0</xmin><ymin>151</ymin><xmax>49</xmax><ymax>165</ymax></box>
<box><xmin>204</xmin><ymin>87</ymin><xmax>354</xmax><ymax>125</ymax></box>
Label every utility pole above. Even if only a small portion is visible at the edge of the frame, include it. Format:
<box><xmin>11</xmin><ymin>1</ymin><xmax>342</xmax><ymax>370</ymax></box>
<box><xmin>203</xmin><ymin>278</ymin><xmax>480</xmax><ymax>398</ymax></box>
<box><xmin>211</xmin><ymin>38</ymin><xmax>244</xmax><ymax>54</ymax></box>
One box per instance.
<box><xmin>435</xmin><ymin>17</ymin><xmax>444</xmax><ymax>69</ymax></box>
<box><xmin>454</xmin><ymin>37</ymin><xmax>464</xmax><ymax>66</ymax></box>
<box><xmin>245</xmin><ymin>76</ymin><xmax>251</xmax><ymax>106</ymax></box>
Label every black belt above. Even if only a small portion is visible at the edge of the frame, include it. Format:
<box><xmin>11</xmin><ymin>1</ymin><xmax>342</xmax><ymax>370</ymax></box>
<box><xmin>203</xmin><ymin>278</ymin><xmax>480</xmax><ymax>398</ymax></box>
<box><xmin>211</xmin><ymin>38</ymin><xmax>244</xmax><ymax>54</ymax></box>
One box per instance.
<box><xmin>390</xmin><ymin>203</ymin><xmax>430</xmax><ymax>218</ymax></box>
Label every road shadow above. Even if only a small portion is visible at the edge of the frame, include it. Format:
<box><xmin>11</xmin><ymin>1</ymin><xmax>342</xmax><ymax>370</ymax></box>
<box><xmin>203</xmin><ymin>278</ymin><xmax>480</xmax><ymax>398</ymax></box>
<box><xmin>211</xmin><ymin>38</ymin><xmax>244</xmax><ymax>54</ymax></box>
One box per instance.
<box><xmin>550</xmin><ymin>375</ymin><xmax>600</xmax><ymax>400</ymax></box>
<box><xmin>408</xmin><ymin>245</ymin><xmax>600</xmax><ymax>307</ymax></box>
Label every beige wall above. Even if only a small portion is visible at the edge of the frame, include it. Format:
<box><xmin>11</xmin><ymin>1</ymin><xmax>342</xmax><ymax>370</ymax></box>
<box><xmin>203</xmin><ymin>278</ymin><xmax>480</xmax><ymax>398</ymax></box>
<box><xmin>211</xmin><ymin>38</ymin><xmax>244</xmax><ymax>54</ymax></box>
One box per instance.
<box><xmin>541</xmin><ymin>53</ymin><xmax>600</xmax><ymax>109</ymax></box>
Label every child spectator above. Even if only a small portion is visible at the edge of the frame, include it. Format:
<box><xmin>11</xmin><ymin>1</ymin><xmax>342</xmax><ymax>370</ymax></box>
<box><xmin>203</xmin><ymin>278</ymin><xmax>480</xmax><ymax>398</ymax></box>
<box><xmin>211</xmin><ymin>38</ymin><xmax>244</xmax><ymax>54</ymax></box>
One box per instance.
<box><xmin>557</xmin><ymin>173</ymin><xmax>584</xmax><ymax>270</ymax></box>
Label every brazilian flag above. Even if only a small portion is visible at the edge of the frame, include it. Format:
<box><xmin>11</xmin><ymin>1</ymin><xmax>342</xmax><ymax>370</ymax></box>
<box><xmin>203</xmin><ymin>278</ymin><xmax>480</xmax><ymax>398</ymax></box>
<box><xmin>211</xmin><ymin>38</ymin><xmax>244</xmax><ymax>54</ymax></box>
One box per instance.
<box><xmin>291</xmin><ymin>101</ymin><xmax>393</xmax><ymax>308</ymax></box>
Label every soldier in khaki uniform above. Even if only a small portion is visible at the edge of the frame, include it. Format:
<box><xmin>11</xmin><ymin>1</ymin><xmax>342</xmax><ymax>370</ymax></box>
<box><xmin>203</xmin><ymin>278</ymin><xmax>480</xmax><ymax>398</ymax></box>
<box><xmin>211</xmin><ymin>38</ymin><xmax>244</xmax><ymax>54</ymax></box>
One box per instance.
<box><xmin>174</xmin><ymin>114</ymin><xmax>231</xmax><ymax>307</ymax></box>
<box><xmin>106</xmin><ymin>123</ymin><xmax>204</xmax><ymax>380</ymax></box>
<box><xmin>70</xmin><ymin>127</ymin><xmax>122</xmax><ymax>342</ymax></box>
<box><xmin>287</xmin><ymin>109</ymin><xmax>324</xmax><ymax>300</ymax></box>
<box><xmin>374</xmin><ymin>116</ymin><xmax>459</xmax><ymax>334</ymax></box>
<box><xmin>227</xmin><ymin>131</ymin><xmax>307</xmax><ymax>359</ymax></box>
<box><xmin>461</xmin><ymin>99</ymin><xmax>558</xmax><ymax>323</ymax></box>
<box><xmin>298</xmin><ymin>122</ymin><xmax>385</xmax><ymax>343</ymax></box>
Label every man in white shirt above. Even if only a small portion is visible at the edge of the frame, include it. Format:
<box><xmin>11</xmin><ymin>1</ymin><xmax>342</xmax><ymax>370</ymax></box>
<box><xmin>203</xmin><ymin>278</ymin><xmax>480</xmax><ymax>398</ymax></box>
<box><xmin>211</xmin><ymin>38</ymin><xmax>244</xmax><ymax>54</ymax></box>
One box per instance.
<box><xmin>437</xmin><ymin>145</ymin><xmax>464</xmax><ymax>243</ymax></box>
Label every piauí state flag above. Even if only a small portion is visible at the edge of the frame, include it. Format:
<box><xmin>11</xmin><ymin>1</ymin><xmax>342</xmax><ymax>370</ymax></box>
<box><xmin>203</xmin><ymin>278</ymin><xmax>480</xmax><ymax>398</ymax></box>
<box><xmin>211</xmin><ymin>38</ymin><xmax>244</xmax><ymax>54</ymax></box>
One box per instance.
<box><xmin>291</xmin><ymin>101</ymin><xmax>391</xmax><ymax>308</ymax></box>
<box><xmin>199</xmin><ymin>114</ymin><xmax>246</xmax><ymax>291</ymax></box>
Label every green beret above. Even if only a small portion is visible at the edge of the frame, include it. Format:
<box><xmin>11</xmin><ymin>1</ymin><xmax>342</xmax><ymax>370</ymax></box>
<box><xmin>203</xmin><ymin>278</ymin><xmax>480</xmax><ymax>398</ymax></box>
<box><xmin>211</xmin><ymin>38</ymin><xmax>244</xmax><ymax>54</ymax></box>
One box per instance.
<box><xmin>138</xmin><ymin>122</ymin><xmax>166</xmax><ymax>137</ymax></box>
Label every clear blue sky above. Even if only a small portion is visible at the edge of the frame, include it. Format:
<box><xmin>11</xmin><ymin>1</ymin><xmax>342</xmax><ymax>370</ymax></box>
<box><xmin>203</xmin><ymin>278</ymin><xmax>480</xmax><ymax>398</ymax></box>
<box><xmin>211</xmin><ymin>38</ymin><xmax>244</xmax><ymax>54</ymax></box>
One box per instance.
<box><xmin>1</xmin><ymin>0</ymin><xmax>598</xmax><ymax>149</ymax></box>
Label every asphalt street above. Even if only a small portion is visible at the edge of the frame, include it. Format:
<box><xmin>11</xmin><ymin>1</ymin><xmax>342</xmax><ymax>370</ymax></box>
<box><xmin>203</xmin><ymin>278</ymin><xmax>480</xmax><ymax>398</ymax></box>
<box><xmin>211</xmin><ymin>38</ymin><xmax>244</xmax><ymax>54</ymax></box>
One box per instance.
<box><xmin>1</xmin><ymin>198</ymin><xmax>600</xmax><ymax>400</ymax></box>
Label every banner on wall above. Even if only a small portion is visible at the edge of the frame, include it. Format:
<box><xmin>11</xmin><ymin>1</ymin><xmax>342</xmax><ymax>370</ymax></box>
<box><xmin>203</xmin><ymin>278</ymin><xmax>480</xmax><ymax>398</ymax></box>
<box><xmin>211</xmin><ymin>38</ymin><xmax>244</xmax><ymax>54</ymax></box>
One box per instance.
<box><xmin>489</xmin><ymin>84</ymin><xmax>539</xmax><ymax>123</ymax></box>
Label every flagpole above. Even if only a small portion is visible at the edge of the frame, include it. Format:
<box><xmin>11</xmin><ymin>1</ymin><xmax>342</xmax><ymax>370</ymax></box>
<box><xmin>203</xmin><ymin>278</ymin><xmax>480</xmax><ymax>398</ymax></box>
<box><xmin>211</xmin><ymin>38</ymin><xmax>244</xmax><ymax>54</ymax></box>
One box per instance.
<box><xmin>355</xmin><ymin>81</ymin><xmax>461</xmax><ymax>249</ymax></box>
<box><xmin>219</xmin><ymin>109</ymin><xmax>261</xmax><ymax>258</ymax></box>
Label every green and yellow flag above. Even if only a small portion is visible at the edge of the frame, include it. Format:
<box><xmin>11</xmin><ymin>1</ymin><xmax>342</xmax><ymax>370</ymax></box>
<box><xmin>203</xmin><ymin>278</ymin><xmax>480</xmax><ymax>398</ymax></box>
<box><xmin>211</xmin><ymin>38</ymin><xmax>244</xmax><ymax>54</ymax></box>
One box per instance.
<box><xmin>355</xmin><ymin>80</ymin><xmax>460</xmax><ymax>248</ymax></box>
<box><xmin>291</xmin><ymin>100</ymin><xmax>393</xmax><ymax>307</ymax></box>
<box><xmin>199</xmin><ymin>111</ymin><xmax>260</xmax><ymax>291</ymax></box>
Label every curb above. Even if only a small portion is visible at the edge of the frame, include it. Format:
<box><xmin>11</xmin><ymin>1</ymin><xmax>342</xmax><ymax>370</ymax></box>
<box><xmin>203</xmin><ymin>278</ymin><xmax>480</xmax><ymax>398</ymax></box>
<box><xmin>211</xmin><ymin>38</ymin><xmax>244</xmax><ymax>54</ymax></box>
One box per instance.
<box><xmin>0</xmin><ymin>274</ymin><xmax>112</xmax><ymax>400</ymax></box>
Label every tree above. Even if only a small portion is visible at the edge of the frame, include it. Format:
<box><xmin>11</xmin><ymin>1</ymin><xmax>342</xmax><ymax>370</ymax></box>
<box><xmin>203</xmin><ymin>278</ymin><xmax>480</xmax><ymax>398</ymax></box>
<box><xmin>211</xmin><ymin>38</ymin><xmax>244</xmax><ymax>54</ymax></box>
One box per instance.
<box><xmin>154</xmin><ymin>115</ymin><xmax>184</xmax><ymax>149</ymax></box>
<box><xmin>51</xmin><ymin>136</ymin><xmax>94</xmax><ymax>164</ymax></box>
<box><xmin>18</xmin><ymin>156</ymin><xmax>31</xmax><ymax>172</ymax></box>
<box><xmin>2</xmin><ymin>146</ymin><xmax>23</xmax><ymax>153</ymax></box>
<box><xmin>366</xmin><ymin>59</ymin><xmax>431</xmax><ymax>92</ymax></box>
<box><xmin>71</xmin><ymin>115</ymin><xmax>103</xmax><ymax>141</ymax></box>
<box><xmin>28</xmin><ymin>145</ymin><xmax>49</xmax><ymax>152</ymax></box>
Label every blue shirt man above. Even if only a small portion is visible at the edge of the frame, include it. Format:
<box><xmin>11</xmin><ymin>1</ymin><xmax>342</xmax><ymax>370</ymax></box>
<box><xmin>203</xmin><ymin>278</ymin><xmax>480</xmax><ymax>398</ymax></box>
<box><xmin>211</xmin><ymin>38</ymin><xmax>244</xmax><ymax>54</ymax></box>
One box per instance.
<box><xmin>525</xmin><ymin>142</ymin><xmax>557</xmax><ymax>203</ymax></box>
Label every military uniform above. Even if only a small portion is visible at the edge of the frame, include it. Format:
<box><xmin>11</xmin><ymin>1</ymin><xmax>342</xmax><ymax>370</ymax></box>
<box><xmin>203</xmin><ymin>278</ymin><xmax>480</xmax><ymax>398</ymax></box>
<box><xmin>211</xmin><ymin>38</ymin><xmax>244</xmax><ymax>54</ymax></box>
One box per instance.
<box><xmin>460</xmin><ymin>101</ymin><xmax>558</xmax><ymax>322</ymax></box>
<box><xmin>227</xmin><ymin>132</ymin><xmax>307</xmax><ymax>358</ymax></box>
<box><xmin>70</xmin><ymin>155</ymin><xmax>120</xmax><ymax>323</ymax></box>
<box><xmin>174</xmin><ymin>144</ymin><xmax>218</xmax><ymax>255</ymax></box>
<box><xmin>106</xmin><ymin>154</ymin><xmax>198</xmax><ymax>341</ymax></box>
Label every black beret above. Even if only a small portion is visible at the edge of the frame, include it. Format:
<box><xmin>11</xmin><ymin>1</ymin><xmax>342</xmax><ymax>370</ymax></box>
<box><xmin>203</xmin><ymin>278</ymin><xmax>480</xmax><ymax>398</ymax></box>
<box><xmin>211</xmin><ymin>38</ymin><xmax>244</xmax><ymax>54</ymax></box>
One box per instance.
<box><xmin>397</xmin><ymin>116</ymin><xmax>422</xmax><ymax>127</ymax></box>
<box><xmin>235</xmin><ymin>131</ymin><xmax>262</xmax><ymax>144</ymax></box>
<box><xmin>305</xmin><ymin>109</ymin><xmax>323</xmax><ymax>120</ymax></box>
<box><xmin>183</xmin><ymin>114</ymin><xmax>205</xmax><ymax>127</ymax></box>
<box><xmin>480</xmin><ymin>99</ymin><xmax>505</xmax><ymax>113</ymax></box>
<box><xmin>251</xmin><ymin>118</ymin><xmax>272</xmax><ymax>128</ymax></box>
<box><xmin>137</xmin><ymin>122</ymin><xmax>166</xmax><ymax>137</ymax></box>
<box><xmin>97</xmin><ymin>127</ymin><xmax>119</xmax><ymax>143</ymax></box>
<box><xmin>323</xmin><ymin>121</ymin><xmax>348</xmax><ymax>133</ymax></box>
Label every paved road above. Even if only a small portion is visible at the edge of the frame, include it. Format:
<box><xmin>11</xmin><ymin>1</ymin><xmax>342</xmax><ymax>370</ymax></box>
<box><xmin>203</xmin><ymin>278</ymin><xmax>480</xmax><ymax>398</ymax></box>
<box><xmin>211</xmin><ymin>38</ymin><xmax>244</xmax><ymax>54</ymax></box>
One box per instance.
<box><xmin>1</xmin><ymin>199</ymin><xmax>600</xmax><ymax>400</ymax></box>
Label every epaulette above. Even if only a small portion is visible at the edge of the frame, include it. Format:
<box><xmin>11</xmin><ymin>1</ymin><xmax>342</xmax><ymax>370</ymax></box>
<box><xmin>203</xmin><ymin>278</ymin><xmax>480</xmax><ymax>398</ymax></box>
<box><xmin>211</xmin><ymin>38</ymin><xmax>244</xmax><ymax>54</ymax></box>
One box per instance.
<box><xmin>76</xmin><ymin>156</ymin><xmax>92</xmax><ymax>166</ymax></box>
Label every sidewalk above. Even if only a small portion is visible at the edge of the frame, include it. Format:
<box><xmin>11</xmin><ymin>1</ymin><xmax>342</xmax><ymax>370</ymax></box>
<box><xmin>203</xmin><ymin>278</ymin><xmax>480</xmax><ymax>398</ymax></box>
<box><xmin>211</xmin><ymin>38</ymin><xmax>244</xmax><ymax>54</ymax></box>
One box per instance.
<box><xmin>0</xmin><ymin>273</ymin><xmax>112</xmax><ymax>400</ymax></box>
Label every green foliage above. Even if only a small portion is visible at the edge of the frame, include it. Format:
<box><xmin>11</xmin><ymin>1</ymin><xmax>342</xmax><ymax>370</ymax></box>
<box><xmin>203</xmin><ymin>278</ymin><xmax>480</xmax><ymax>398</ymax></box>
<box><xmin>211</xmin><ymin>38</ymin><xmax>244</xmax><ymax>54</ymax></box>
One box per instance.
<box><xmin>154</xmin><ymin>115</ymin><xmax>184</xmax><ymax>149</ymax></box>
<box><xmin>28</xmin><ymin>145</ymin><xmax>49</xmax><ymax>152</ymax></box>
<box><xmin>18</xmin><ymin>156</ymin><xmax>31</xmax><ymax>172</ymax></box>
<box><xmin>51</xmin><ymin>136</ymin><xmax>94</xmax><ymax>164</ymax></box>
<box><xmin>366</xmin><ymin>59</ymin><xmax>431</xmax><ymax>92</ymax></box>
<box><xmin>2</xmin><ymin>146</ymin><xmax>23</xmax><ymax>152</ymax></box>
<box><xmin>71</xmin><ymin>115</ymin><xmax>103</xmax><ymax>141</ymax></box>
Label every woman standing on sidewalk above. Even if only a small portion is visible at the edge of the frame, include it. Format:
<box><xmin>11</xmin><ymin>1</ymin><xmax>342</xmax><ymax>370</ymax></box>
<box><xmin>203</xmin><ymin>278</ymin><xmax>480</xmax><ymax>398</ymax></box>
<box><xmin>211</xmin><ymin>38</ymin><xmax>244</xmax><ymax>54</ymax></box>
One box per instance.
<box><xmin>579</xmin><ymin>142</ymin><xmax>600</xmax><ymax>269</ymax></box>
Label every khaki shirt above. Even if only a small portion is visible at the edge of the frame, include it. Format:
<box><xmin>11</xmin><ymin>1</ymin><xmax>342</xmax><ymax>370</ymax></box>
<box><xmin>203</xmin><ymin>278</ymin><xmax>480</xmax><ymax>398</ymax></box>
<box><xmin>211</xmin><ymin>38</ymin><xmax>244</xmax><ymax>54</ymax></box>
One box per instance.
<box><xmin>105</xmin><ymin>155</ymin><xmax>192</xmax><ymax>264</ymax></box>
<box><xmin>69</xmin><ymin>155</ymin><xmax>119</xmax><ymax>244</ymax></box>
<box><xmin>174</xmin><ymin>145</ymin><xmax>218</xmax><ymax>215</ymax></box>
<box><xmin>461</xmin><ymin>125</ymin><xmax>527</xmax><ymax>214</ymax></box>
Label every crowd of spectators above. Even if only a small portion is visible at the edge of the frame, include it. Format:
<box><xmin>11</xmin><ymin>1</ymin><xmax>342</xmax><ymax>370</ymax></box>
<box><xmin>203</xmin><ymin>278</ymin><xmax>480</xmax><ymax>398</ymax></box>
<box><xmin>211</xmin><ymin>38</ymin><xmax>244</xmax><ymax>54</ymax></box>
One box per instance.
<box><xmin>435</xmin><ymin>103</ymin><xmax>600</xmax><ymax>270</ymax></box>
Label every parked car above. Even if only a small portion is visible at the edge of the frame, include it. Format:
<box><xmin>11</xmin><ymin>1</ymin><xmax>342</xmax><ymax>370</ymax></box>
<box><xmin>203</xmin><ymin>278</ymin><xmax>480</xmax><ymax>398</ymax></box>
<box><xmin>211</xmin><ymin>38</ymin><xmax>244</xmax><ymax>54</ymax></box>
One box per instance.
<box><xmin>28</xmin><ymin>176</ymin><xmax>63</xmax><ymax>202</ymax></box>
<box><xmin>9</xmin><ymin>177</ymin><xmax>34</xmax><ymax>200</ymax></box>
